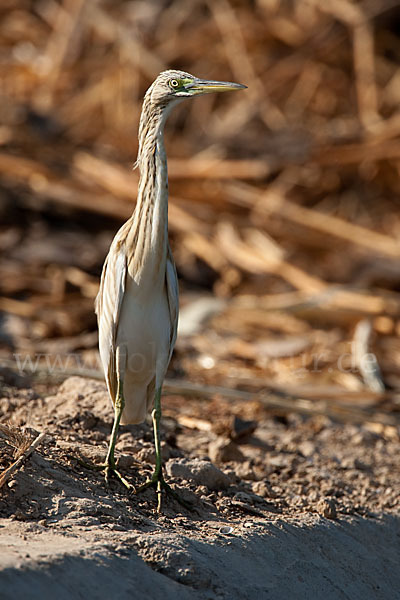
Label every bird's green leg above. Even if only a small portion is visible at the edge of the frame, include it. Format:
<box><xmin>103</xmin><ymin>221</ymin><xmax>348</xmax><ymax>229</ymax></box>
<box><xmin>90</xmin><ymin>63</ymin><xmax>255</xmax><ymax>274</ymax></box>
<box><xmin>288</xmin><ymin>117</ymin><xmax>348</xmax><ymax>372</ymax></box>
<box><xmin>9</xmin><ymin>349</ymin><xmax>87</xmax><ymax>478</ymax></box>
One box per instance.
<box><xmin>136</xmin><ymin>387</ymin><xmax>191</xmax><ymax>512</ymax></box>
<box><xmin>76</xmin><ymin>378</ymin><xmax>132</xmax><ymax>490</ymax></box>
<box><xmin>77</xmin><ymin>347</ymin><xmax>132</xmax><ymax>489</ymax></box>
<box><xmin>103</xmin><ymin>377</ymin><xmax>132</xmax><ymax>490</ymax></box>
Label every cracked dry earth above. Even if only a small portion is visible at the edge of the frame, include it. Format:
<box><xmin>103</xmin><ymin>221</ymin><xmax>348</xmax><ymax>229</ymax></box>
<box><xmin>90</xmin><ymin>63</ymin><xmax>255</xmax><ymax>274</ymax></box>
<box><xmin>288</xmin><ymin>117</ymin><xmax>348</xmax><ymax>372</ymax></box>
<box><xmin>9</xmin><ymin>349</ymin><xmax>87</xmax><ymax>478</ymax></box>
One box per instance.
<box><xmin>0</xmin><ymin>376</ymin><xmax>400</xmax><ymax>599</ymax></box>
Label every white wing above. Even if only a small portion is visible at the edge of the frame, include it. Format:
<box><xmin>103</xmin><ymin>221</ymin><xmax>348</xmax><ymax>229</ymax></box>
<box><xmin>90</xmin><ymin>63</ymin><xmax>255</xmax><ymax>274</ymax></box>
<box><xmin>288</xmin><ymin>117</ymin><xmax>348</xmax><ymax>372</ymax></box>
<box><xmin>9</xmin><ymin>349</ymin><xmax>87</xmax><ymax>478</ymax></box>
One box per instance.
<box><xmin>165</xmin><ymin>243</ymin><xmax>179</xmax><ymax>364</ymax></box>
<box><xmin>95</xmin><ymin>237</ymin><xmax>127</xmax><ymax>404</ymax></box>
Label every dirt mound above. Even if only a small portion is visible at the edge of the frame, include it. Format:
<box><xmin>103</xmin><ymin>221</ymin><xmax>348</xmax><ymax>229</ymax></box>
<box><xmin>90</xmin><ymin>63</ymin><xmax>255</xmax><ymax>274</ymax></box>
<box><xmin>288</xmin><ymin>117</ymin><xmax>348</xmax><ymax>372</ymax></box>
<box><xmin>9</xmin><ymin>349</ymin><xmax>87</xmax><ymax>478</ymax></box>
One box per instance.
<box><xmin>1</xmin><ymin>376</ymin><xmax>399</xmax><ymax>597</ymax></box>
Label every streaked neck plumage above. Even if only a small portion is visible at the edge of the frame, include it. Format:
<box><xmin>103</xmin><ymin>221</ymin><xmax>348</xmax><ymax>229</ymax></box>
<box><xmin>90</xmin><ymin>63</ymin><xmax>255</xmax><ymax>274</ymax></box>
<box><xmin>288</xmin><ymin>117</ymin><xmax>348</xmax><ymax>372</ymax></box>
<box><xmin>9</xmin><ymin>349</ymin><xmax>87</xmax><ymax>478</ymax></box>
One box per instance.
<box><xmin>127</xmin><ymin>96</ymin><xmax>178</xmax><ymax>283</ymax></box>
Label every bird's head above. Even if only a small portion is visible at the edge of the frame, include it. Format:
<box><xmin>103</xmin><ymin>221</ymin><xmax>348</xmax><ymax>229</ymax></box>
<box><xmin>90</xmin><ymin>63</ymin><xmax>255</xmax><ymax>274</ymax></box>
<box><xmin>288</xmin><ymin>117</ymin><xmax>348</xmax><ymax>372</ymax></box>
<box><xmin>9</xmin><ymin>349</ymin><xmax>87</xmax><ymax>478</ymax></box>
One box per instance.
<box><xmin>136</xmin><ymin>70</ymin><xmax>246</xmax><ymax>168</ymax></box>
<box><xmin>145</xmin><ymin>69</ymin><xmax>247</xmax><ymax>106</ymax></box>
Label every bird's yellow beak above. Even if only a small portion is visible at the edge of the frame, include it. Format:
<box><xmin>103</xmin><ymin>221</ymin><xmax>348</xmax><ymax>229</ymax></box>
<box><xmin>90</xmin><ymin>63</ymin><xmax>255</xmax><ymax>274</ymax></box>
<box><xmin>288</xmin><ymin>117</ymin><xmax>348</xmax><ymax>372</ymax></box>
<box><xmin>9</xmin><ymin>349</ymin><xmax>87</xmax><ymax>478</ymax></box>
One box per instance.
<box><xmin>187</xmin><ymin>79</ymin><xmax>247</xmax><ymax>95</ymax></box>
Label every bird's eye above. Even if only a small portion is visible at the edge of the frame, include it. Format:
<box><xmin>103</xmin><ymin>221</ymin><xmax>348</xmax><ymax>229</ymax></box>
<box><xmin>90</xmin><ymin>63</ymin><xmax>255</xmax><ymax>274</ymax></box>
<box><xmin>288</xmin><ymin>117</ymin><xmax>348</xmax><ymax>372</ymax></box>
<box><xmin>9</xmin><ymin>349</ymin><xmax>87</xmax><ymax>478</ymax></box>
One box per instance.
<box><xmin>169</xmin><ymin>79</ymin><xmax>180</xmax><ymax>89</ymax></box>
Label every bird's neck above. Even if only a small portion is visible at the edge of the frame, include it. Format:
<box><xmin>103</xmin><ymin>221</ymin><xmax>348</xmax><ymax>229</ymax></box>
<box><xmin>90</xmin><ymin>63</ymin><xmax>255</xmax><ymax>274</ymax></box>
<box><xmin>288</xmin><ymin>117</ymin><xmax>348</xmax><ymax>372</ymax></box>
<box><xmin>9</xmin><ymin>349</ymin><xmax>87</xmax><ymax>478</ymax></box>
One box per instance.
<box><xmin>127</xmin><ymin>103</ymin><xmax>171</xmax><ymax>280</ymax></box>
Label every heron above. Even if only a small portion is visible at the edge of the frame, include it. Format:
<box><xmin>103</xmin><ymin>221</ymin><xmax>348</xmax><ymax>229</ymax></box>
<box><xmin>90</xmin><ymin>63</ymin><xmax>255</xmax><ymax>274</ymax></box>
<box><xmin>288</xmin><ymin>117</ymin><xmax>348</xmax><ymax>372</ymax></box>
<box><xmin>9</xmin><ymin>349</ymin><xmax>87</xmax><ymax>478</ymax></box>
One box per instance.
<box><xmin>95</xmin><ymin>70</ymin><xmax>246</xmax><ymax>511</ymax></box>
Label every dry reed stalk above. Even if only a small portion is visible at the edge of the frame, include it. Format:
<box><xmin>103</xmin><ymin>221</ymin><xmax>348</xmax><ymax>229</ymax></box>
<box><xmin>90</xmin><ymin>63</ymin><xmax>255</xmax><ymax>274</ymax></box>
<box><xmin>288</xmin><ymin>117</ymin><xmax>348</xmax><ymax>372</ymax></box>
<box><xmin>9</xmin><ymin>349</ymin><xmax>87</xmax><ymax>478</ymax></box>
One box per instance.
<box><xmin>0</xmin><ymin>426</ymin><xmax>46</xmax><ymax>490</ymax></box>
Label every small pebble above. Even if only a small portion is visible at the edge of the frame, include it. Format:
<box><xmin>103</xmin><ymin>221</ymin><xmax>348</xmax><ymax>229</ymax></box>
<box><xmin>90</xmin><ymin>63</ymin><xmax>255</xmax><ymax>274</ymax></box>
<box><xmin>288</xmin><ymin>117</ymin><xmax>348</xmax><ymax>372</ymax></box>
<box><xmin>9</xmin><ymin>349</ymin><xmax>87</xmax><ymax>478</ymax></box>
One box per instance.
<box><xmin>234</xmin><ymin>491</ymin><xmax>253</xmax><ymax>504</ymax></box>
<box><xmin>208</xmin><ymin>438</ymin><xmax>245</xmax><ymax>463</ymax></box>
<box><xmin>219</xmin><ymin>526</ymin><xmax>233</xmax><ymax>535</ymax></box>
<box><xmin>166</xmin><ymin>458</ymin><xmax>231</xmax><ymax>491</ymax></box>
<box><xmin>317</xmin><ymin>498</ymin><xmax>337</xmax><ymax>520</ymax></box>
<box><xmin>252</xmin><ymin>481</ymin><xmax>275</xmax><ymax>498</ymax></box>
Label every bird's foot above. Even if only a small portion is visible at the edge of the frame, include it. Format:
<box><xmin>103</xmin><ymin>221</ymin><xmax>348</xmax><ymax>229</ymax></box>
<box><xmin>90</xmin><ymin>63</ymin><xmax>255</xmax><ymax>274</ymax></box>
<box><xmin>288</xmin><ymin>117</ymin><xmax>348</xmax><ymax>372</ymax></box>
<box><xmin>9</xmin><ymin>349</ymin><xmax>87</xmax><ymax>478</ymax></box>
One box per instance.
<box><xmin>136</xmin><ymin>470</ymin><xmax>192</xmax><ymax>513</ymax></box>
<box><xmin>77</xmin><ymin>456</ymin><xmax>133</xmax><ymax>492</ymax></box>
<box><xmin>103</xmin><ymin>461</ymin><xmax>133</xmax><ymax>491</ymax></box>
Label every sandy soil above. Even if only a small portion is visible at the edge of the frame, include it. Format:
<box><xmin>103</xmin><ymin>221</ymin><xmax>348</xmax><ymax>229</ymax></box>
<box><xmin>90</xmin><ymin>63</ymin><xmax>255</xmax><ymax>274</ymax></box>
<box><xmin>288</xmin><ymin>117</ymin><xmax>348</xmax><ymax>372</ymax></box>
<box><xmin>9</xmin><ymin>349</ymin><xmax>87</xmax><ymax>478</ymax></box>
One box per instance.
<box><xmin>1</xmin><ymin>376</ymin><xmax>399</xmax><ymax>599</ymax></box>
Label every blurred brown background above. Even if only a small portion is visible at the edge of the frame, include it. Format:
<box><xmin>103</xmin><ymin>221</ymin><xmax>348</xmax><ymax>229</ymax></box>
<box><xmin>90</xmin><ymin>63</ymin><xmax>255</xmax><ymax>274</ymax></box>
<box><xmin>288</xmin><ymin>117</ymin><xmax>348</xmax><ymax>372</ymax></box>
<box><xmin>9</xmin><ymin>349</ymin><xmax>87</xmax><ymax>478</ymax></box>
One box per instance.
<box><xmin>1</xmin><ymin>0</ymin><xmax>400</xmax><ymax>426</ymax></box>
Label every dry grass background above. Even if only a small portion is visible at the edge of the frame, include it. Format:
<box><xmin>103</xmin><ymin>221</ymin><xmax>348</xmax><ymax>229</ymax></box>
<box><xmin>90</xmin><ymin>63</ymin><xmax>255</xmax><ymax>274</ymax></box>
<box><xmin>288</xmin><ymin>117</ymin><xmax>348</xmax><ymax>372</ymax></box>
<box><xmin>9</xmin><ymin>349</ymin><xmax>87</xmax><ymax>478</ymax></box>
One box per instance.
<box><xmin>1</xmin><ymin>0</ymin><xmax>400</xmax><ymax>431</ymax></box>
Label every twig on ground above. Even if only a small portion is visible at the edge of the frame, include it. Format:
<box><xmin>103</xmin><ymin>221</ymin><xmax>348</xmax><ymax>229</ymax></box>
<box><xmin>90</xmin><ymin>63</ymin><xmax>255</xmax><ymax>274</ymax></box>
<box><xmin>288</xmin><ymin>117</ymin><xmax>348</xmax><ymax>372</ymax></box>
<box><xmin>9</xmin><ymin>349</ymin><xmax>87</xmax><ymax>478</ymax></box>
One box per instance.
<box><xmin>0</xmin><ymin>430</ymin><xmax>46</xmax><ymax>490</ymax></box>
